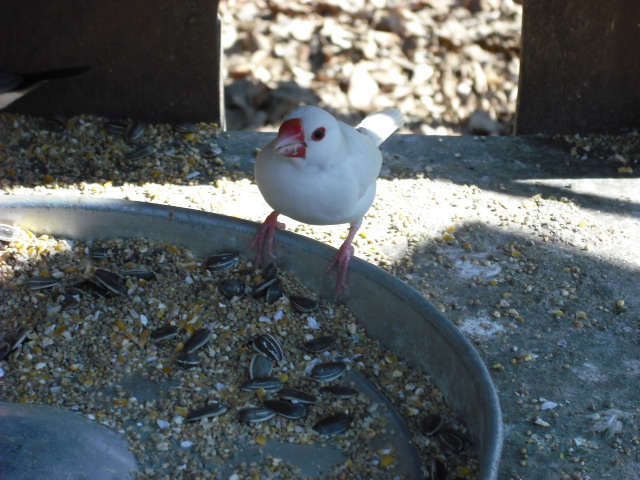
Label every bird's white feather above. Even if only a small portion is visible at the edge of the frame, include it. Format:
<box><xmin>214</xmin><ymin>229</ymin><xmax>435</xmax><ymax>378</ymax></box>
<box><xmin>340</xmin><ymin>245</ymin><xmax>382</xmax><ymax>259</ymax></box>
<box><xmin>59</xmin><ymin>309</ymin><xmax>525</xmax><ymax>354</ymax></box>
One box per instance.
<box><xmin>253</xmin><ymin>105</ymin><xmax>404</xmax><ymax>297</ymax></box>
<box><xmin>255</xmin><ymin>106</ymin><xmax>403</xmax><ymax>226</ymax></box>
<box><xmin>356</xmin><ymin>108</ymin><xmax>404</xmax><ymax>147</ymax></box>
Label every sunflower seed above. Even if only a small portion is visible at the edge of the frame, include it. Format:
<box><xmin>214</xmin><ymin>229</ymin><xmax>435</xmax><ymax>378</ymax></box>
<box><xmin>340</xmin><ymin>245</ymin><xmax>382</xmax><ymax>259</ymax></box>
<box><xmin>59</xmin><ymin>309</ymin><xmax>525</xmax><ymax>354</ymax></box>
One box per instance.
<box><xmin>249</xmin><ymin>353</ymin><xmax>273</xmax><ymax>379</ymax></box>
<box><xmin>263</xmin><ymin>399</ymin><xmax>306</xmax><ymax>420</ymax></box>
<box><xmin>183</xmin><ymin>328</ymin><xmax>212</xmax><ymax>353</ymax></box>
<box><xmin>251</xmin><ymin>277</ymin><xmax>278</xmax><ymax>299</ymax></box>
<box><xmin>74</xmin><ymin>279</ymin><xmax>111</xmax><ymax>298</ymax></box>
<box><xmin>27</xmin><ymin>278</ymin><xmax>61</xmax><ymax>290</ymax></box>
<box><xmin>175</xmin><ymin>351</ymin><xmax>201</xmax><ymax>367</ymax></box>
<box><xmin>319</xmin><ymin>385</ymin><xmax>357</xmax><ymax>398</ymax></box>
<box><xmin>419</xmin><ymin>413</ymin><xmax>444</xmax><ymax>436</ymax></box>
<box><xmin>240</xmin><ymin>376</ymin><xmax>283</xmax><ymax>392</ymax></box>
<box><xmin>94</xmin><ymin>269</ymin><xmax>128</xmax><ymax>296</ymax></box>
<box><xmin>265</xmin><ymin>282</ymin><xmax>284</xmax><ymax>304</ymax></box>
<box><xmin>0</xmin><ymin>341</ymin><xmax>10</xmax><ymax>360</ymax></box>
<box><xmin>185</xmin><ymin>403</ymin><xmax>227</xmax><ymax>422</ymax></box>
<box><xmin>150</xmin><ymin>326</ymin><xmax>179</xmax><ymax>344</ymax></box>
<box><xmin>252</xmin><ymin>334</ymin><xmax>284</xmax><ymax>363</ymax></box>
<box><xmin>11</xmin><ymin>326</ymin><xmax>32</xmax><ymax>351</ymax></box>
<box><xmin>310</xmin><ymin>361</ymin><xmax>347</xmax><ymax>382</ymax></box>
<box><xmin>279</xmin><ymin>388</ymin><xmax>317</xmax><ymax>405</ymax></box>
<box><xmin>41</xmin><ymin>117</ymin><xmax>66</xmax><ymax>133</ymax></box>
<box><xmin>124</xmin><ymin>122</ymin><xmax>145</xmax><ymax>142</ymax></box>
<box><xmin>218</xmin><ymin>278</ymin><xmax>245</xmax><ymax>299</ymax></box>
<box><xmin>430</xmin><ymin>458</ymin><xmax>448</xmax><ymax>480</ymax></box>
<box><xmin>203</xmin><ymin>253</ymin><xmax>239</xmax><ymax>272</ymax></box>
<box><xmin>55</xmin><ymin>289</ymin><xmax>81</xmax><ymax>308</ymax></box>
<box><xmin>125</xmin><ymin>144</ymin><xmax>154</xmax><ymax>161</ymax></box>
<box><xmin>303</xmin><ymin>335</ymin><xmax>336</xmax><ymax>353</ymax></box>
<box><xmin>121</xmin><ymin>269</ymin><xmax>156</xmax><ymax>281</ymax></box>
<box><xmin>289</xmin><ymin>295</ymin><xmax>318</xmax><ymax>313</ymax></box>
<box><xmin>435</xmin><ymin>428</ymin><xmax>466</xmax><ymax>454</ymax></box>
<box><xmin>103</xmin><ymin>120</ymin><xmax>126</xmax><ymax>134</ymax></box>
<box><xmin>262</xmin><ymin>263</ymin><xmax>279</xmax><ymax>281</ymax></box>
<box><xmin>175</xmin><ymin>122</ymin><xmax>197</xmax><ymax>134</ymax></box>
<box><xmin>88</xmin><ymin>247</ymin><xmax>109</xmax><ymax>259</ymax></box>
<box><xmin>0</xmin><ymin>224</ymin><xmax>21</xmax><ymax>242</ymax></box>
<box><xmin>238</xmin><ymin>407</ymin><xmax>275</xmax><ymax>423</ymax></box>
<box><xmin>313</xmin><ymin>412</ymin><xmax>352</xmax><ymax>435</ymax></box>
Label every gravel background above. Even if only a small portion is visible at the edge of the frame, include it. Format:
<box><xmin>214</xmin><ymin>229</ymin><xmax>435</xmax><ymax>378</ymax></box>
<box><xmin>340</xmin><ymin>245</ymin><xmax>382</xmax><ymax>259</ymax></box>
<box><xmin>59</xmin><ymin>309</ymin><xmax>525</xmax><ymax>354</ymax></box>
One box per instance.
<box><xmin>220</xmin><ymin>0</ymin><xmax>521</xmax><ymax>135</ymax></box>
<box><xmin>2</xmin><ymin>0</ymin><xmax>640</xmax><ymax>479</ymax></box>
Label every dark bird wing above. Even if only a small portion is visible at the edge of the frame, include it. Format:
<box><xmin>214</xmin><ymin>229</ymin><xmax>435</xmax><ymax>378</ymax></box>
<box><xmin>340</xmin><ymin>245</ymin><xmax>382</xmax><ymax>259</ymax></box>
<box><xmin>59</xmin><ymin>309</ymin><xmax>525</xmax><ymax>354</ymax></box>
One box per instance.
<box><xmin>11</xmin><ymin>66</ymin><xmax>91</xmax><ymax>91</ymax></box>
<box><xmin>0</xmin><ymin>66</ymin><xmax>90</xmax><ymax>109</ymax></box>
<box><xmin>0</xmin><ymin>70</ymin><xmax>22</xmax><ymax>93</ymax></box>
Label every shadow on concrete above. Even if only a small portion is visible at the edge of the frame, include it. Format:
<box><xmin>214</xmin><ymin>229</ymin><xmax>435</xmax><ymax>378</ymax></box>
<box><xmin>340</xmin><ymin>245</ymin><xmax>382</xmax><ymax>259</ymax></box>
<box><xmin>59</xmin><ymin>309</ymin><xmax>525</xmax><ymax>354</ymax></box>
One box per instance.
<box><xmin>394</xmin><ymin>218</ymin><xmax>639</xmax><ymax>479</ymax></box>
<box><xmin>382</xmin><ymin>135</ymin><xmax>640</xmax><ymax>221</ymax></box>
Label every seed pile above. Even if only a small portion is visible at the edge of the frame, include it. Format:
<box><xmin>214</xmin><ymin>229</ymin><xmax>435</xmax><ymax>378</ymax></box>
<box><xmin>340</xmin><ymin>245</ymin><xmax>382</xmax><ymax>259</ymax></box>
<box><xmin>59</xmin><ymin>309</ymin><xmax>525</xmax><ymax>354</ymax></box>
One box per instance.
<box><xmin>0</xmin><ymin>227</ymin><xmax>478</xmax><ymax>479</ymax></box>
<box><xmin>0</xmin><ymin>114</ymin><xmax>225</xmax><ymax>189</ymax></box>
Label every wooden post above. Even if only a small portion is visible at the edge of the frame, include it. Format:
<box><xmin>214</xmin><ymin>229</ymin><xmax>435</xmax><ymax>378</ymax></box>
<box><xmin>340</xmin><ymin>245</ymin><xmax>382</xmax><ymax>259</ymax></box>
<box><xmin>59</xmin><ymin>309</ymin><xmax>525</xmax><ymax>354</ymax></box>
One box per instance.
<box><xmin>516</xmin><ymin>0</ymin><xmax>640</xmax><ymax>134</ymax></box>
<box><xmin>0</xmin><ymin>1</ymin><xmax>225</xmax><ymax>127</ymax></box>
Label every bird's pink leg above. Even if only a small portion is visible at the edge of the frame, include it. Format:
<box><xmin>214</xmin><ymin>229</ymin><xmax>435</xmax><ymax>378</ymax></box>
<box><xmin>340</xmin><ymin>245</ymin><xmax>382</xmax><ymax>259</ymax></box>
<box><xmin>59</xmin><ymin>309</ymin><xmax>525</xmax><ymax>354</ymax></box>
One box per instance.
<box><xmin>324</xmin><ymin>224</ymin><xmax>360</xmax><ymax>298</ymax></box>
<box><xmin>250</xmin><ymin>211</ymin><xmax>286</xmax><ymax>267</ymax></box>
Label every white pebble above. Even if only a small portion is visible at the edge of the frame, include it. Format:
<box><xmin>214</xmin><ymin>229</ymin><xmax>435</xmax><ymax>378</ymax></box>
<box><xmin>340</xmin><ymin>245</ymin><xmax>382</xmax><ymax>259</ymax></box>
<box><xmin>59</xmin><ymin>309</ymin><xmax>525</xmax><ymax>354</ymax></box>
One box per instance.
<box><xmin>306</xmin><ymin>316</ymin><xmax>320</xmax><ymax>329</ymax></box>
<box><xmin>180</xmin><ymin>441</ymin><xmax>193</xmax><ymax>448</ymax></box>
<box><xmin>258</xmin><ymin>316</ymin><xmax>271</xmax><ymax>323</ymax></box>
<box><xmin>273</xmin><ymin>310</ymin><xmax>284</xmax><ymax>321</ymax></box>
<box><xmin>534</xmin><ymin>417</ymin><xmax>551</xmax><ymax>427</ymax></box>
<box><xmin>44</xmin><ymin>324</ymin><xmax>57</xmax><ymax>335</ymax></box>
<box><xmin>540</xmin><ymin>401</ymin><xmax>558</xmax><ymax>411</ymax></box>
<box><xmin>157</xmin><ymin>419</ymin><xmax>170</xmax><ymax>429</ymax></box>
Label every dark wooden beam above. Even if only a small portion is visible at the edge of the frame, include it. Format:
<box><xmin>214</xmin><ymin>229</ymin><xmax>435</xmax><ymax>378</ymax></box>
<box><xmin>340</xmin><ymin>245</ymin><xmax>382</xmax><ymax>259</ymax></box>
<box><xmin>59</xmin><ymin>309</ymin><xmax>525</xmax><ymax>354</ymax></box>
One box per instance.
<box><xmin>516</xmin><ymin>0</ymin><xmax>640</xmax><ymax>134</ymax></box>
<box><xmin>0</xmin><ymin>1</ymin><xmax>225</xmax><ymax>127</ymax></box>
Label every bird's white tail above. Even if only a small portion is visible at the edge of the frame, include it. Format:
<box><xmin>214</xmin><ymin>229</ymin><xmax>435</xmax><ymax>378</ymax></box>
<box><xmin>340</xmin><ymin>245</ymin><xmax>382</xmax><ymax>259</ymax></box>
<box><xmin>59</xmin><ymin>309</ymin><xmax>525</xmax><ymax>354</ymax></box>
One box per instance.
<box><xmin>356</xmin><ymin>108</ymin><xmax>404</xmax><ymax>147</ymax></box>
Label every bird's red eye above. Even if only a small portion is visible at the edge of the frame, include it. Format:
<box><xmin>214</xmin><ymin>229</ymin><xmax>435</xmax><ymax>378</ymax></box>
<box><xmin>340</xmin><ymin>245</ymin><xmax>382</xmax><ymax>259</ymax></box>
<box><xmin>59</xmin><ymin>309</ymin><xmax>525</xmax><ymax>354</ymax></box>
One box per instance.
<box><xmin>311</xmin><ymin>127</ymin><xmax>326</xmax><ymax>141</ymax></box>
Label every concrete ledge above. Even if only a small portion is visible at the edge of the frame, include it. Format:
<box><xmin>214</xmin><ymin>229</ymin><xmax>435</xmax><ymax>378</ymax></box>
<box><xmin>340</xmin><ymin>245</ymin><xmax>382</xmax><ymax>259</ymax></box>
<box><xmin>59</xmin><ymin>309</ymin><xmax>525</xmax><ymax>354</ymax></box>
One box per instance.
<box><xmin>215</xmin><ymin>133</ymin><xmax>638</xmax><ymax>224</ymax></box>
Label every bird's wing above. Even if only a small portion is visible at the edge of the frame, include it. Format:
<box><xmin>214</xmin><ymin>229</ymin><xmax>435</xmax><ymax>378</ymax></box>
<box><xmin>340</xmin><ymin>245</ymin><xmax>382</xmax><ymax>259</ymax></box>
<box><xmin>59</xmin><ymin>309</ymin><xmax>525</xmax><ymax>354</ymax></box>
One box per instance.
<box><xmin>0</xmin><ymin>71</ymin><xmax>22</xmax><ymax>94</ymax></box>
<box><xmin>0</xmin><ymin>66</ymin><xmax>90</xmax><ymax>110</ymax></box>
<box><xmin>356</xmin><ymin>108</ymin><xmax>404</xmax><ymax>147</ymax></box>
<box><xmin>18</xmin><ymin>66</ymin><xmax>91</xmax><ymax>90</ymax></box>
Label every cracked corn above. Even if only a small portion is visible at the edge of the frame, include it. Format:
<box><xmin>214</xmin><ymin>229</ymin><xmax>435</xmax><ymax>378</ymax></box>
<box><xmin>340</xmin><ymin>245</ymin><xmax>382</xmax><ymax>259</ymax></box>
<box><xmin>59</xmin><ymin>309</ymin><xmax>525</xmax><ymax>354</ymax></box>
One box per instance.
<box><xmin>0</xmin><ymin>229</ymin><xmax>478</xmax><ymax>479</ymax></box>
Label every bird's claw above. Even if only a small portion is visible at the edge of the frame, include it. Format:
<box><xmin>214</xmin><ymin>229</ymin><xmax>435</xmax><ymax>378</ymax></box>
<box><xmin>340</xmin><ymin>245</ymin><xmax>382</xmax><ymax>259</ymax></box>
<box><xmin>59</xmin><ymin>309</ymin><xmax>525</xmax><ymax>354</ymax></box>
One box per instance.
<box><xmin>250</xmin><ymin>212</ymin><xmax>285</xmax><ymax>268</ymax></box>
<box><xmin>325</xmin><ymin>243</ymin><xmax>354</xmax><ymax>299</ymax></box>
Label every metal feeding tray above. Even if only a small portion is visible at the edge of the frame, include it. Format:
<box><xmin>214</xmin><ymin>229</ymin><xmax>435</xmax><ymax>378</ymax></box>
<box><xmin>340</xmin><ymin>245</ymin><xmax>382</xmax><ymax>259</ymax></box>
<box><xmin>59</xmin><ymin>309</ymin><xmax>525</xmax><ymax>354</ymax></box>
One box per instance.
<box><xmin>0</xmin><ymin>196</ymin><xmax>502</xmax><ymax>479</ymax></box>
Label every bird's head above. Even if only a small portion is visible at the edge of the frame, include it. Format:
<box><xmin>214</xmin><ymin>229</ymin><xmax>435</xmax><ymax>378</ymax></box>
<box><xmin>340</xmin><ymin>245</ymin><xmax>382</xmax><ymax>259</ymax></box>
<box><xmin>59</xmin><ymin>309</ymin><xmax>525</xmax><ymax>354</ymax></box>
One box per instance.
<box><xmin>273</xmin><ymin>106</ymin><xmax>340</xmax><ymax>162</ymax></box>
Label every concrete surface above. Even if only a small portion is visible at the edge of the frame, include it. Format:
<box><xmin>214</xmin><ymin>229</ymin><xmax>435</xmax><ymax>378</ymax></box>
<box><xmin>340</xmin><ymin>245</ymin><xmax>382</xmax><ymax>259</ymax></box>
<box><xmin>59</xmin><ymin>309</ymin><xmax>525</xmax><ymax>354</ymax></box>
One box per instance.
<box><xmin>2</xmin><ymin>126</ymin><xmax>639</xmax><ymax>479</ymax></box>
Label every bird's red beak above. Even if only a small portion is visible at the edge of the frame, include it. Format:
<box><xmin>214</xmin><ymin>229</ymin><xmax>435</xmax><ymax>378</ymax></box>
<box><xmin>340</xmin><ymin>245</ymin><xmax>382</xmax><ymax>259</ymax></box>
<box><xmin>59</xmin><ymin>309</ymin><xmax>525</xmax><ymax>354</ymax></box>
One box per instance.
<box><xmin>274</xmin><ymin>118</ymin><xmax>306</xmax><ymax>158</ymax></box>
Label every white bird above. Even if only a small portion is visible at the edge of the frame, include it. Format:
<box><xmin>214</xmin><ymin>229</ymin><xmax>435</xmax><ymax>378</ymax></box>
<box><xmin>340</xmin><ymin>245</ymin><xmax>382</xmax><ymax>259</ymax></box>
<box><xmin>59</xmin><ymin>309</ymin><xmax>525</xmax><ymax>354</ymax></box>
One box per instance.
<box><xmin>251</xmin><ymin>105</ymin><xmax>404</xmax><ymax>298</ymax></box>
<box><xmin>0</xmin><ymin>66</ymin><xmax>90</xmax><ymax>110</ymax></box>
